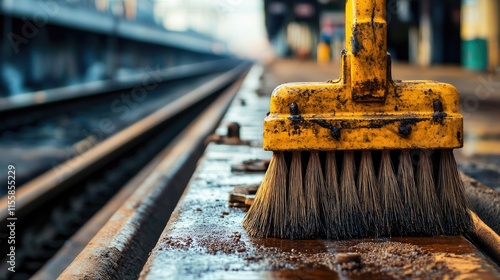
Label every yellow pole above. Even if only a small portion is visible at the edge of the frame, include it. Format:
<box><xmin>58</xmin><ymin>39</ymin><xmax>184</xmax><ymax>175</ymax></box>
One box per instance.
<box><xmin>345</xmin><ymin>0</ymin><xmax>388</xmax><ymax>101</ymax></box>
<box><xmin>317</xmin><ymin>41</ymin><xmax>331</xmax><ymax>64</ymax></box>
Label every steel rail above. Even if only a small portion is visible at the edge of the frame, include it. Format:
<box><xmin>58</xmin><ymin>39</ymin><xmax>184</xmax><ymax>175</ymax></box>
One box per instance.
<box><xmin>56</xmin><ymin>67</ymin><xmax>249</xmax><ymax>280</ymax></box>
<box><xmin>467</xmin><ymin>211</ymin><xmax>500</xmax><ymax>264</ymax></box>
<box><xmin>31</xmin><ymin>133</ymin><xmax>174</xmax><ymax>280</ymax></box>
<box><xmin>0</xmin><ymin>58</ymin><xmax>240</xmax><ymax>112</ymax></box>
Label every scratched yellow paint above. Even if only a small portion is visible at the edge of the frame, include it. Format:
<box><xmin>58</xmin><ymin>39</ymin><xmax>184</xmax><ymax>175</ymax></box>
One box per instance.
<box><xmin>264</xmin><ymin>0</ymin><xmax>463</xmax><ymax>151</ymax></box>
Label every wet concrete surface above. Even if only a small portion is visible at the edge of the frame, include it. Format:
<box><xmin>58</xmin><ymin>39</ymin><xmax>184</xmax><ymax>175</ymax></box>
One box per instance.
<box><xmin>142</xmin><ymin>144</ymin><xmax>500</xmax><ymax>279</ymax></box>
<box><xmin>141</xmin><ymin>65</ymin><xmax>500</xmax><ymax>279</ymax></box>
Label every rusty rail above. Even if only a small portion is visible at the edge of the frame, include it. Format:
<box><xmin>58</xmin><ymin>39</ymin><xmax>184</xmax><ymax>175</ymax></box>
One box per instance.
<box><xmin>468</xmin><ymin>211</ymin><xmax>500</xmax><ymax>264</ymax></box>
<box><xmin>56</xmin><ymin>68</ymin><xmax>250</xmax><ymax>280</ymax></box>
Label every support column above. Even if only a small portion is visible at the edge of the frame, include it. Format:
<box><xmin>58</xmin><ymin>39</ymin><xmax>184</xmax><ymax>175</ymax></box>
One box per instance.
<box><xmin>418</xmin><ymin>0</ymin><xmax>432</xmax><ymax>66</ymax></box>
<box><xmin>485</xmin><ymin>0</ymin><xmax>499</xmax><ymax>71</ymax></box>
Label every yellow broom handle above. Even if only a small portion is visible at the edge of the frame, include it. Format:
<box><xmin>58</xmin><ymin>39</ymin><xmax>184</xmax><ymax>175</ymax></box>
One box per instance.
<box><xmin>345</xmin><ymin>0</ymin><xmax>388</xmax><ymax>101</ymax></box>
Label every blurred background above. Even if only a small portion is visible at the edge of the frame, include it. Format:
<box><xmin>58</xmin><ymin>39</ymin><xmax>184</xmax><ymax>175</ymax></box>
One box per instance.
<box><xmin>0</xmin><ymin>0</ymin><xmax>270</xmax><ymax>96</ymax></box>
<box><xmin>0</xmin><ymin>0</ymin><xmax>499</xmax><ymax>96</ymax></box>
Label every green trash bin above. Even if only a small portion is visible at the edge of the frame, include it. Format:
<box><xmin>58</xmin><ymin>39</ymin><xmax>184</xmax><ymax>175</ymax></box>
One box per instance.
<box><xmin>462</xmin><ymin>38</ymin><xmax>488</xmax><ymax>71</ymax></box>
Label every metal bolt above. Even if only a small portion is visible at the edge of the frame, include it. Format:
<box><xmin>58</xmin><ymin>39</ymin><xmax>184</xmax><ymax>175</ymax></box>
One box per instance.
<box><xmin>288</xmin><ymin>102</ymin><xmax>303</xmax><ymax>122</ymax></box>
<box><xmin>398</xmin><ymin>123</ymin><xmax>412</xmax><ymax>137</ymax></box>
<box><xmin>433</xmin><ymin>99</ymin><xmax>443</xmax><ymax>112</ymax></box>
<box><xmin>227</xmin><ymin>122</ymin><xmax>240</xmax><ymax>139</ymax></box>
<box><xmin>432</xmin><ymin>99</ymin><xmax>447</xmax><ymax>123</ymax></box>
<box><xmin>289</xmin><ymin>102</ymin><xmax>299</xmax><ymax>116</ymax></box>
<box><xmin>330</xmin><ymin>126</ymin><xmax>341</xmax><ymax>140</ymax></box>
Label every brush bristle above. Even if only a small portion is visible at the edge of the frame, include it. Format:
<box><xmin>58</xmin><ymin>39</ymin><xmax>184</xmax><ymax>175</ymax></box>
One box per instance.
<box><xmin>437</xmin><ymin>150</ymin><xmax>473</xmax><ymax>234</ymax></box>
<box><xmin>358</xmin><ymin>151</ymin><xmax>382</xmax><ymax>237</ymax></box>
<box><xmin>378</xmin><ymin>150</ymin><xmax>404</xmax><ymax>236</ymax></box>
<box><xmin>304</xmin><ymin>151</ymin><xmax>326</xmax><ymax>237</ymax></box>
<box><xmin>325</xmin><ymin>152</ymin><xmax>341</xmax><ymax>239</ymax></box>
<box><xmin>242</xmin><ymin>152</ymin><xmax>287</xmax><ymax>238</ymax></box>
<box><xmin>287</xmin><ymin>152</ymin><xmax>307</xmax><ymax>239</ymax></box>
<box><xmin>339</xmin><ymin>151</ymin><xmax>365</xmax><ymax>238</ymax></box>
<box><xmin>397</xmin><ymin>150</ymin><xmax>424</xmax><ymax>234</ymax></box>
<box><xmin>416</xmin><ymin>150</ymin><xmax>444</xmax><ymax>235</ymax></box>
<box><xmin>243</xmin><ymin>148</ymin><xmax>472</xmax><ymax>239</ymax></box>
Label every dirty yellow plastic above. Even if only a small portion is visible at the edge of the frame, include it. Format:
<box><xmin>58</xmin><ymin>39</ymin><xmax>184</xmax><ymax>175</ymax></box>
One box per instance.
<box><xmin>264</xmin><ymin>0</ymin><xmax>463</xmax><ymax>151</ymax></box>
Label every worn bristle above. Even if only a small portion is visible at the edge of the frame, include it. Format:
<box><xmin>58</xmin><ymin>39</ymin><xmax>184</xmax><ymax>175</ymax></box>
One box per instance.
<box><xmin>416</xmin><ymin>150</ymin><xmax>444</xmax><ymax>235</ymax></box>
<box><xmin>437</xmin><ymin>150</ymin><xmax>473</xmax><ymax>235</ymax></box>
<box><xmin>242</xmin><ymin>152</ymin><xmax>287</xmax><ymax>238</ymax></box>
<box><xmin>304</xmin><ymin>151</ymin><xmax>326</xmax><ymax>237</ymax></box>
<box><xmin>325</xmin><ymin>152</ymin><xmax>341</xmax><ymax>239</ymax></box>
<box><xmin>397</xmin><ymin>150</ymin><xmax>424</xmax><ymax>234</ymax></box>
<box><xmin>378</xmin><ymin>150</ymin><xmax>404</xmax><ymax>236</ymax></box>
<box><xmin>339</xmin><ymin>151</ymin><xmax>365</xmax><ymax>238</ymax></box>
<box><xmin>244</xmin><ymin>149</ymin><xmax>472</xmax><ymax>239</ymax></box>
<box><xmin>358</xmin><ymin>150</ymin><xmax>382</xmax><ymax>237</ymax></box>
<box><xmin>287</xmin><ymin>152</ymin><xmax>307</xmax><ymax>239</ymax></box>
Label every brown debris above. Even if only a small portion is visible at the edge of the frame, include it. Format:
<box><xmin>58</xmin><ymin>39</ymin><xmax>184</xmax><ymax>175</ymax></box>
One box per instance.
<box><xmin>351</xmin><ymin>242</ymin><xmax>459</xmax><ymax>279</ymax></box>
<box><xmin>159</xmin><ymin>228</ymin><xmax>488</xmax><ymax>279</ymax></box>
<box><xmin>229</xmin><ymin>184</ymin><xmax>259</xmax><ymax>208</ymax></box>
<box><xmin>231</xmin><ymin>159</ymin><xmax>270</xmax><ymax>172</ymax></box>
<box><xmin>336</xmin><ymin>253</ymin><xmax>361</xmax><ymax>265</ymax></box>
<box><xmin>233</xmin><ymin>184</ymin><xmax>259</xmax><ymax>195</ymax></box>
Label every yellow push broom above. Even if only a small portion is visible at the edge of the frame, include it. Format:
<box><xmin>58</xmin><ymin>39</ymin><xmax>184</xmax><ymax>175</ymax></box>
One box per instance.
<box><xmin>243</xmin><ymin>0</ymin><xmax>472</xmax><ymax>239</ymax></box>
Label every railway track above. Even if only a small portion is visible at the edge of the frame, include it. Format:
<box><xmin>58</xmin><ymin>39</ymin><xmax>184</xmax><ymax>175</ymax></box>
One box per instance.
<box><xmin>0</xmin><ymin>58</ymin><xmax>242</xmax><ymax>188</ymax></box>
<box><xmin>0</xmin><ymin>61</ymin><xmax>251</xmax><ymax>279</ymax></box>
